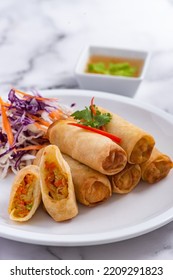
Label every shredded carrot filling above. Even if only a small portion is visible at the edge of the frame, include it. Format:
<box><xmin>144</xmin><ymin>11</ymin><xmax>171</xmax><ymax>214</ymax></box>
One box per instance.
<box><xmin>44</xmin><ymin>161</ymin><xmax>68</xmax><ymax>200</ymax></box>
<box><xmin>12</xmin><ymin>174</ymin><xmax>35</xmax><ymax>218</ymax></box>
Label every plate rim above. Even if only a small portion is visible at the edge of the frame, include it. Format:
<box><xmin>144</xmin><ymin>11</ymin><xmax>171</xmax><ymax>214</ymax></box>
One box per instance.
<box><xmin>0</xmin><ymin>206</ymin><xmax>173</xmax><ymax>246</ymax></box>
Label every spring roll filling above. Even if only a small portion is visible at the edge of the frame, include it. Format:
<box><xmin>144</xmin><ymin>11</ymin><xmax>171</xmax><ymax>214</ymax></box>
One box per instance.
<box><xmin>44</xmin><ymin>161</ymin><xmax>68</xmax><ymax>200</ymax></box>
<box><xmin>143</xmin><ymin>158</ymin><xmax>172</xmax><ymax>183</ymax></box>
<box><xmin>85</xmin><ymin>181</ymin><xmax>110</xmax><ymax>204</ymax></box>
<box><xmin>11</xmin><ymin>174</ymin><xmax>36</xmax><ymax>218</ymax></box>
<box><xmin>130</xmin><ymin>136</ymin><xmax>154</xmax><ymax>164</ymax></box>
<box><xmin>102</xmin><ymin>150</ymin><xmax>126</xmax><ymax>171</ymax></box>
<box><xmin>113</xmin><ymin>166</ymin><xmax>140</xmax><ymax>191</ymax></box>
<box><xmin>114</xmin><ymin>172</ymin><xmax>132</xmax><ymax>191</ymax></box>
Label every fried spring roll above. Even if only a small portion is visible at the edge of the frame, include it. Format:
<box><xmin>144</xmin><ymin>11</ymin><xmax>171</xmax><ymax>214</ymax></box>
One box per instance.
<box><xmin>8</xmin><ymin>165</ymin><xmax>41</xmax><ymax>222</ymax></box>
<box><xmin>109</xmin><ymin>163</ymin><xmax>141</xmax><ymax>194</ymax></box>
<box><xmin>98</xmin><ymin>107</ymin><xmax>155</xmax><ymax>164</ymax></box>
<box><xmin>39</xmin><ymin>145</ymin><xmax>78</xmax><ymax>221</ymax></box>
<box><xmin>48</xmin><ymin>120</ymin><xmax>127</xmax><ymax>175</ymax></box>
<box><xmin>140</xmin><ymin>148</ymin><xmax>173</xmax><ymax>184</ymax></box>
<box><xmin>34</xmin><ymin>149</ymin><xmax>112</xmax><ymax>207</ymax></box>
<box><xmin>63</xmin><ymin>154</ymin><xmax>112</xmax><ymax>206</ymax></box>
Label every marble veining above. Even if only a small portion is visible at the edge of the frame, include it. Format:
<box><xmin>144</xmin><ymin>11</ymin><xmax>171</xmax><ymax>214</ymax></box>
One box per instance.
<box><xmin>0</xmin><ymin>0</ymin><xmax>173</xmax><ymax>260</ymax></box>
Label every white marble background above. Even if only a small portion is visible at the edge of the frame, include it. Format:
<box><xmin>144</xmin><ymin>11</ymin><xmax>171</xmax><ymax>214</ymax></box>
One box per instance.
<box><xmin>0</xmin><ymin>0</ymin><xmax>173</xmax><ymax>259</ymax></box>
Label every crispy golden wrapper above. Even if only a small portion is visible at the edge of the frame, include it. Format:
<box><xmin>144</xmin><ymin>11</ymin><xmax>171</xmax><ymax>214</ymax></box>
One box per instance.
<box><xmin>47</xmin><ymin>119</ymin><xmax>127</xmax><ymax>175</ymax></box>
<box><xmin>140</xmin><ymin>148</ymin><xmax>173</xmax><ymax>184</ymax></box>
<box><xmin>98</xmin><ymin>107</ymin><xmax>155</xmax><ymax>164</ymax></box>
<box><xmin>109</xmin><ymin>163</ymin><xmax>141</xmax><ymax>194</ymax></box>
<box><xmin>39</xmin><ymin>145</ymin><xmax>78</xmax><ymax>222</ymax></box>
<box><xmin>63</xmin><ymin>154</ymin><xmax>112</xmax><ymax>206</ymax></box>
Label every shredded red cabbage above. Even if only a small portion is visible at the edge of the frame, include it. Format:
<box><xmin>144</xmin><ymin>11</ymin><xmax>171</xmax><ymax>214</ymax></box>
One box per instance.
<box><xmin>0</xmin><ymin>89</ymin><xmax>72</xmax><ymax>179</ymax></box>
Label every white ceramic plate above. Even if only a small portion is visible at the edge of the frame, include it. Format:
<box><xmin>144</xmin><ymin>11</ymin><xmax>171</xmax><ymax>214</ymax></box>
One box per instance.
<box><xmin>0</xmin><ymin>89</ymin><xmax>173</xmax><ymax>246</ymax></box>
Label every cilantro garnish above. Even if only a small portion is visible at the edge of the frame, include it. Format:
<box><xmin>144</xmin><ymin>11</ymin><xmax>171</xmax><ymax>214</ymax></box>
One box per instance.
<box><xmin>71</xmin><ymin>99</ymin><xmax>112</xmax><ymax>128</ymax></box>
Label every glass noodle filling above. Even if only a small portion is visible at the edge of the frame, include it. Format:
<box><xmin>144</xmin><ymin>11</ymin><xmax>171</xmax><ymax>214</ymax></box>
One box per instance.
<box><xmin>45</xmin><ymin>161</ymin><xmax>68</xmax><ymax>200</ymax></box>
<box><xmin>12</xmin><ymin>174</ymin><xmax>35</xmax><ymax>218</ymax></box>
<box><xmin>102</xmin><ymin>150</ymin><xmax>126</xmax><ymax>171</ymax></box>
<box><xmin>130</xmin><ymin>137</ymin><xmax>154</xmax><ymax>164</ymax></box>
<box><xmin>115</xmin><ymin>166</ymin><xmax>140</xmax><ymax>191</ymax></box>
<box><xmin>85</xmin><ymin>182</ymin><xmax>110</xmax><ymax>204</ymax></box>
<box><xmin>144</xmin><ymin>159</ymin><xmax>172</xmax><ymax>183</ymax></box>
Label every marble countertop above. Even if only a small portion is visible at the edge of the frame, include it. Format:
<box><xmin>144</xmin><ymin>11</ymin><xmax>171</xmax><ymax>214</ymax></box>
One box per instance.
<box><xmin>1</xmin><ymin>0</ymin><xmax>173</xmax><ymax>260</ymax></box>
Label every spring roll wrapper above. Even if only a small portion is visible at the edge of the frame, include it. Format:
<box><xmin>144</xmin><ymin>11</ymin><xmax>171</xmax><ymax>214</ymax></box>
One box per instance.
<box><xmin>8</xmin><ymin>165</ymin><xmax>41</xmax><ymax>222</ymax></box>
<box><xmin>48</xmin><ymin>120</ymin><xmax>127</xmax><ymax>175</ymax></box>
<box><xmin>34</xmin><ymin>149</ymin><xmax>112</xmax><ymax>207</ymax></box>
<box><xmin>140</xmin><ymin>148</ymin><xmax>173</xmax><ymax>184</ymax></box>
<box><xmin>98</xmin><ymin>107</ymin><xmax>155</xmax><ymax>164</ymax></box>
<box><xmin>39</xmin><ymin>145</ymin><xmax>78</xmax><ymax>221</ymax></box>
<box><xmin>109</xmin><ymin>163</ymin><xmax>141</xmax><ymax>194</ymax></box>
<box><xmin>63</xmin><ymin>154</ymin><xmax>112</xmax><ymax>206</ymax></box>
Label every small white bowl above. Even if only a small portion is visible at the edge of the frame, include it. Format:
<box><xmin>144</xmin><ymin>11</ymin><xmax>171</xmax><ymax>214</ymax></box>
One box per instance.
<box><xmin>74</xmin><ymin>45</ymin><xmax>150</xmax><ymax>98</ymax></box>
